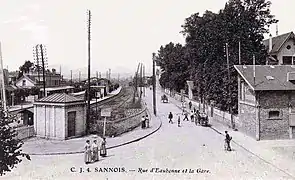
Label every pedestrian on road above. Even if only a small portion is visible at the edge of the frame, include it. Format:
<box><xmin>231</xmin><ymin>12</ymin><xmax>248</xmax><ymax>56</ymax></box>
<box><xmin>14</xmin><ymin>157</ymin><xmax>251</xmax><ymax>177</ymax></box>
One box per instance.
<box><xmin>84</xmin><ymin>140</ymin><xmax>92</xmax><ymax>164</ymax></box>
<box><xmin>168</xmin><ymin>112</ymin><xmax>173</xmax><ymax>123</ymax></box>
<box><xmin>181</xmin><ymin>101</ymin><xmax>186</xmax><ymax>114</ymax></box>
<box><xmin>91</xmin><ymin>140</ymin><xmax>99</xmax><ymax>162</ymax></box>
<box><xmin>193</xmin><ymin>107</ymin><xmax>197</xmax><ymax>113</ymax></box>
<box><xmin>183</xmin><ymin>111</ymin><xmax>189</xmax><ymax>121</ymax></box>
<box><xmin>190</xmin><ymin>111</ymin><xmax>195</xmax><ymax>122</ymax></box>
<box><xmin>141</xmin><ymin>116</ymin><xmax>146</xmax><ymax>129</ymax></box>
<box><xmin>189</xmin><ymin>101</ymin><xmax>192</xmax><ymax>110</ymax></box>
<box><xmin>225</xmin><ymin>131</ymin><xmax>232</xmax><ymax>151</ymax></box>
<box><xmin>100</xmin><ymin>137</ymin><xmax>107</xmax><ymax>157</ymax></box>
<box><xmin>178</xmin><ymin>115</ymin><xmax>181</xmax><ymax>127</ymax></box>
<box><xmin>145</xmin><ymin>115</ymin><xmax>149</xmax><ymax>128</ymax></box>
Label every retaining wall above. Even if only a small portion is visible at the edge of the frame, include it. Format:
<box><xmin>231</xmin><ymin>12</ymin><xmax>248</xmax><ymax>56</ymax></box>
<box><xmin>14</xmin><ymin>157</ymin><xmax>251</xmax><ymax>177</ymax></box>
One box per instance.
<box><xmin>95</xmin><ymin>106</ymin><xmax>147</xmax><ymax>137</ymax></box>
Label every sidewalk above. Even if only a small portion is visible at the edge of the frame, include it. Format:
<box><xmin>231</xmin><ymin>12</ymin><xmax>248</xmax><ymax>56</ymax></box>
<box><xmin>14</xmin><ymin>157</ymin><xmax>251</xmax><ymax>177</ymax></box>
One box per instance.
<box><xmin>164</xmin><ymin>89</ymin><xmax>295</xmax><ymax>178</ymax></box>
<box><xmin>21</xmin><ymin>95</ymin><xmax>162</xmax><ymax>155</ymax></box>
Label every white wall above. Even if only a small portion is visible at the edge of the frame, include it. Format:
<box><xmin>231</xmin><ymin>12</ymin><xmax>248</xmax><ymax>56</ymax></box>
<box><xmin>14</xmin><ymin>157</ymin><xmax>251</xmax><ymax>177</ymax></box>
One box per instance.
<box><xmin>15</xmin><ymin>77</ymin><xmax>35</xmax><ymax>88</ymax></box>
<box><xmin>34</xmin><ymin>105</ymin><xmax>66</xmax><ymax>140</ymax></box>
<box><xmin>277</xmin><ymin>38</ymin><xmax>295</xmax><ymax>64</ymax></box>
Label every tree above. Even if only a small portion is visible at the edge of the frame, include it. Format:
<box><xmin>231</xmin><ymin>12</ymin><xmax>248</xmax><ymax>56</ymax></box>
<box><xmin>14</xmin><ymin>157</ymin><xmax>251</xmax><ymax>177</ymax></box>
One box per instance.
<box><xmin>155</xmin><ymin>42</ymin><xmax>190</xmax><ymax>92</ymax></box>
<box><xmin>19</xmin><ymin>61</ymin><xmax>34</xmax><ymax>74</ymax></box>
<box><xmin>0</xmin><ymin>105</ymin><xmax>30</xmax><ymax>176</ymax></box>
<box><xmin>156</xmin><ymin>0</ymin><xmax>278</xmax><ymax>114</ymax></box>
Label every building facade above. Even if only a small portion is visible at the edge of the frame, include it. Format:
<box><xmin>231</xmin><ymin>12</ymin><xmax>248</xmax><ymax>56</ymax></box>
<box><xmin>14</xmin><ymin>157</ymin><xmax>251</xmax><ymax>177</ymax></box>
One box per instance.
<box><xmin>263</xmin><ymin>32</ymin><xmax>295</xmax><ymax>65</ymax></box>
<box><xmin>235</xmin><ymin>65</ymin><xmax>295</xmax><ymax>140</ymax></box>
<box><xmin>15</xmin><ymin>71</ymin><xmax>62</xmax><ymax>89</ymax></box>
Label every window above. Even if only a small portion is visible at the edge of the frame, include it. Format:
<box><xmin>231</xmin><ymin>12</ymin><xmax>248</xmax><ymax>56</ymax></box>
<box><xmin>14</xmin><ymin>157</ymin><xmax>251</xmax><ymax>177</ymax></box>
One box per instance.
<box><xmin>283</xmin><ymin>56</ymin><xmax>293</xmax><ymax>65</ymax></box>
<box><xmin>269</xmin><ymin>111</ymin><xmax>280</xmax><ymax>118</ymax></box>
<box><xmin>287</xmin><ymin>45</ymin><xmax>291</xmax><ymax>50</ymax></box>
<box><xmin>22</xmin><ymin>80</ymin><xmax>26</xmax><ymax>86</ymax></box>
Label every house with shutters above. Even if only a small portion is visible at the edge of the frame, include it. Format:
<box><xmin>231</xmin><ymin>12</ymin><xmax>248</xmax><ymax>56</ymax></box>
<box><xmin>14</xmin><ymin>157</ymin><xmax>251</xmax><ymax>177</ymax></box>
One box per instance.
<box><xmin>235</xmin><ymin>65</ymin><xmax>295</xmax><ymax>140</ymax></box>
<box><xmin>263</xmin><ymin>32</ymin><xmax>295</xmax><ymax>65</ymax></box>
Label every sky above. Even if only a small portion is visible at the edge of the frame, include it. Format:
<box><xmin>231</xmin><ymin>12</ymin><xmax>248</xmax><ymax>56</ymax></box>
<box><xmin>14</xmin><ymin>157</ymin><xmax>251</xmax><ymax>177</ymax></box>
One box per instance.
<box><xmin>0</xmin><ymin>0</ymin><xmax>293</xmax><ymax>79</ymax></box>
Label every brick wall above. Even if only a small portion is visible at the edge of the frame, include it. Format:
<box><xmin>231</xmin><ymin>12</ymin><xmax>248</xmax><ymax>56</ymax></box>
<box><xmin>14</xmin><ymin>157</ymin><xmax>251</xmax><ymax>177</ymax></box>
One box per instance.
<box><xmin>15</xmin><ymin>125</ymin><xmax>35</xmax><ymax>140</ymax></box>
<box><xmin>259</xmin><ymin>91</ymin><xmax>290</xmax><ymax>140</ymax></box>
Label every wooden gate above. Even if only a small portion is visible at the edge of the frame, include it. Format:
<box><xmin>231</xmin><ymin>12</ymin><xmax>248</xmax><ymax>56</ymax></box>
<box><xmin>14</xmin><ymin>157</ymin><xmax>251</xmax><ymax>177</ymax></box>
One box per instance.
<box><xmin>68</xmin><ymin>111</ymin><xmax>76</xmax><ymax>137</ymax></box>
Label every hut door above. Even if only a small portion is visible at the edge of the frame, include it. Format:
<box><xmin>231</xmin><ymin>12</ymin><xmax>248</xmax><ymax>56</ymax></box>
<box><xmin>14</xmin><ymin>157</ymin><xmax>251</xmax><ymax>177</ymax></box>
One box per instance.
<box><xmin>68</xmin><ymin>111</ymin><xmax>76</xmax><ymax>137</ymax></box>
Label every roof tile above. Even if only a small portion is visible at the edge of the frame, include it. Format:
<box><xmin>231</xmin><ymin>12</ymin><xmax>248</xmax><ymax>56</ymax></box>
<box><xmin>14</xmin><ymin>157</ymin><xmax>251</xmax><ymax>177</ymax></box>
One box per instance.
<box><xmin>36</xmin><ymin>93</ymin><xmax>84</xmax><ymax>103</ymax></box>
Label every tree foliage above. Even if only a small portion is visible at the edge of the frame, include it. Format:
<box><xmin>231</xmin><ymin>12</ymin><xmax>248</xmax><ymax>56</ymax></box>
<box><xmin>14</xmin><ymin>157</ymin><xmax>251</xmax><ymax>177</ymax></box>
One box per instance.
<box><xmin>156</xmin><ymin>0</ymin><xmax>277</xmax><ymax>114</ymax></box>
<box><xmin>0</xmin><ymin>105</ymin><xmax>30</xmax><ymax>176</ymax></box>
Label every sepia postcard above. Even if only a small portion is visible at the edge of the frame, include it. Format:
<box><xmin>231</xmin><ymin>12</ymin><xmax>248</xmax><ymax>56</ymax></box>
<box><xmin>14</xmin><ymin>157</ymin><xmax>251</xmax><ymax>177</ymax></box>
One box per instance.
<box><xmin>1</xmin><ymin>0</ymin><xmax>295</xmax><ymax>179</ymax></box>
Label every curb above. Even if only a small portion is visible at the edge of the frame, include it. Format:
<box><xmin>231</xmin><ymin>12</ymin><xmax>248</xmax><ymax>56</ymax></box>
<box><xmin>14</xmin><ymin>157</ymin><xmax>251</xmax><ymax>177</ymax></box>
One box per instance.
<box><xmin>208</xmin><ymin>125</ymin><xmax>295</xmax><ymax>180</ymax></box>
<box><xmin>27</xmin><ymin>111</ymin><xmax>162</xmax><ymax>156</ymax></box>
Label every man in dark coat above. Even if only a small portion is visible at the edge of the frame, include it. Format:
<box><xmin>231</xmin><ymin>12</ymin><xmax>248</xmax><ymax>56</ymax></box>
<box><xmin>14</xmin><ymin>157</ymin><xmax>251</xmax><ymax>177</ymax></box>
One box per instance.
<box><xmin>225</xmin><ymin>131</ymin><xmax>232</xmax><ymax>151</ymax></box>
<box><xmin>168</xmin><ymin>112</ymin><xmax>173</xmax><ymax>123</ymax></box>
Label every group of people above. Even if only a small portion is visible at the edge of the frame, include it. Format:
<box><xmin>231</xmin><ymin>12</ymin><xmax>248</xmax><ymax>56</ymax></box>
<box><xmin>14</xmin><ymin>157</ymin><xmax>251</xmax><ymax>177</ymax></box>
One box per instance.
<box><xmin>84</xmin><ymin>137</ymin><xmax>107</xmax><ymax>164</ymax></box>
<box><xmin>141</xmin><ymin>115</ymin><xmax>150</xmax><ymax>129</ymax></box>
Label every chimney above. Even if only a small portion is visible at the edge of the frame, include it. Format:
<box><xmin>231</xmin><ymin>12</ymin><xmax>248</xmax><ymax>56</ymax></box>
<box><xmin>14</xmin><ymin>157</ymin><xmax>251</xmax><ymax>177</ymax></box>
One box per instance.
<box><xmin>52</xmin><ymin>68</ymin><xmax>56</xmax><ymax>74</ymax></box>
<box><xmin>269</xmin><ymin>34</ymin><xmax>272</xmax><ymax>53</ymax></box>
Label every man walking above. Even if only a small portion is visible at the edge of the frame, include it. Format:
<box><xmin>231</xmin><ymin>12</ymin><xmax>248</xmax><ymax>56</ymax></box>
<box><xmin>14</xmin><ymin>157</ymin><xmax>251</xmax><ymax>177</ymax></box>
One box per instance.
<box><xmin>168</xmin><ymin>112</ymin><xmax>173</xmax><ymax>123</ymax></box>
<box><xmin>225</xmin><ymin>131</ymin><xmax>232</xmax><ymax>151</ymax></box>
<box><xmin>177</xmin><ymin>115</ymin><xmax>181</xmax><ymax>127</ymax></box>
<box><xmin>190</xmin><ymin>111</ymin><xmax>195</xmax><ymax>122</ymax></box>
<box><xmin>183</xmin><ymin>111</ymin><xmax>189</xmax><ymax>121</ymax></box>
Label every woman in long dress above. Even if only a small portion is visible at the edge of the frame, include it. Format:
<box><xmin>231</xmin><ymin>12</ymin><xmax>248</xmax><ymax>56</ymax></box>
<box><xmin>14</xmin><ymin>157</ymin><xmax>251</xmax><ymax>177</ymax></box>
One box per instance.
<box><xmin>84</xmin><ymin>140</ymin><xmax>92</xmax><ymax>164</ymax></box>
<box><xmin>100</xmin><ymin>137</ymin><xmax>107</xmax><ymax>157</ymax></box>
<box><xmin>92</xmin><ymin>140</ymin><xmax>99</xmax><ymax>162</ymax></box>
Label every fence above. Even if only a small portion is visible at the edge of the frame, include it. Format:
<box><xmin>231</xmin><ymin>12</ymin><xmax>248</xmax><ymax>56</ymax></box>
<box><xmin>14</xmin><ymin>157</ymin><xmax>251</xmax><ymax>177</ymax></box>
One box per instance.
<box><xmin>15</xmin><ymin>125</ymin><xmax>35</xmax><ymax>140</ymax></box>
<box><xmin>164</xmin><ymin>88</ymin><xmax>240</xmax><ymax>128</ymax></box>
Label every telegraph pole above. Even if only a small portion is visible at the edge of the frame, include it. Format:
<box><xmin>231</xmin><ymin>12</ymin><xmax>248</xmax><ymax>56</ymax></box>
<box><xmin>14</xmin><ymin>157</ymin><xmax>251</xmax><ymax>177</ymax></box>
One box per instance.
<box><xmin>109</xmin><ymin>68</ymin><xmax>111</xmax><ymax>80</ymax></box>
<box><xmin>99</xmin><ymin>72</ymin><xmax>101</xmax><ymax>78</ymax></box>
<box><xmin>70</xmin><ymin>70</ymin><xmax>73</xmax><ymax>85</ymax></box>
<box><xmin>226</xmin><ymin>43</ymin><xmax>234</xmax><ymax>129</ymax></box>
<box><xmin>40</xmin><ymin>44</ymin><xmax>46</xmax><ymax>97</ymax></box>
<box><xmin>0</xmin><ymin>42</ymin><xmax>7</xmax><ymax>111</ymax></box>
<box><xmin>35</xmin><ymin>45</ymin><xmax>41</xmax><ymax>85</ymax></box>
<box><xmin>86</xmin><ymin>9</ymin><xmax>91</xmax><ymax>135</ymax></box>
<box><xmin>152</xmin><ymin>53</ymin><xmax>157</xmax><ymax>116</ymax></box>
<box><xmin>143</xmin><ymin>64</ymin><xmax>145</xmax><ymax>97</ymax></box>
<box><xmin>79</xmin><ymin>71</ymin><xmax>81</xmax><ymax>82</ymax></box>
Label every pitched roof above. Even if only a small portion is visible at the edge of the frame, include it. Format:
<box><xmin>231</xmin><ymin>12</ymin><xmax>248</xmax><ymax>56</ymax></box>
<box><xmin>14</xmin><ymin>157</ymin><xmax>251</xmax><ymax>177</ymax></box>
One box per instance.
<box><xmin>234</xmin><ymin>65</ymin><xmax>295</xmax><ymax>91</ymax></box>
<box><xmin>263</xmin><ymin>32</ymin><xmax>295</xmax><ymax>54</ymax></box>
<box><xmin>15</xmin><ymin>74</ymin><xmax>36</xmax><ymax>85</ymax></box>
<box><xmin>36</xmin><ymin>93</ymin><xmax>84</xmax><ymax>103</ymax></box>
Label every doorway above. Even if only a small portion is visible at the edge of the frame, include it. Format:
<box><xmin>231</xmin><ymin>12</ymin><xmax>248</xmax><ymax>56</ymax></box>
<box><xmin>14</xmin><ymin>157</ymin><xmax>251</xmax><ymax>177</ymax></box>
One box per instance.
<box><xmin>68</xmin><ymin>111</ymin><xmax>76</xmax><ymax>137</ymax></box>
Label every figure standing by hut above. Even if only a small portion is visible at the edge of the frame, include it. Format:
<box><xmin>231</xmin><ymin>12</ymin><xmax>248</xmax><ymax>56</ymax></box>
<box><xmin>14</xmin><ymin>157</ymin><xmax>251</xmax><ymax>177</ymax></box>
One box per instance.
<box><xmin>100</xmin><ymin>137</ymin><xmax>107</xmax><ymax>157</ymax></box>
<box><xmin>145</xmin><ymin>115</ymin><xmax>149</xmax><ymax>128</ymax></box>
<box><xmin>92</xmin><ymin>140</ymin><xmax>99</xmax><ymax>162</ymax></box>
<box><xmin>84</xmin><ymin>140</ymin><xmax>92</xmax><ymax>164</ymax></box>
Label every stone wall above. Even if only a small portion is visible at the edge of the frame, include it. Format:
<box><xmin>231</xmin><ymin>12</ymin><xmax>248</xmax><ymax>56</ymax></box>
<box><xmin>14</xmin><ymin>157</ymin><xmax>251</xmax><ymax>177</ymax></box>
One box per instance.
<box><xmin>95</xmin><ymin>107</ymin><xmax>147</xmax><ymax>137</ymax></box>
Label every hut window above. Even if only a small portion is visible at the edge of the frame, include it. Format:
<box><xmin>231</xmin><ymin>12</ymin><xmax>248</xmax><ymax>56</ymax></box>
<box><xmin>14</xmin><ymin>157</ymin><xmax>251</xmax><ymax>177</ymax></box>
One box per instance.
<box><xmin>269</xmin><ymin>111</ymin><xmax>280</xmax><ymax>118</ymax></box>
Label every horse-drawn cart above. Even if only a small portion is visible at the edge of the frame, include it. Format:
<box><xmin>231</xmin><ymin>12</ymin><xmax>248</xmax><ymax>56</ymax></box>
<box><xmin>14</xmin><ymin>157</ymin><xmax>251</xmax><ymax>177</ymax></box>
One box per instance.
<box><xmin>161</xmin><ymin>94</ymin><xmax>168</xmax><ymax>103</ymax></box>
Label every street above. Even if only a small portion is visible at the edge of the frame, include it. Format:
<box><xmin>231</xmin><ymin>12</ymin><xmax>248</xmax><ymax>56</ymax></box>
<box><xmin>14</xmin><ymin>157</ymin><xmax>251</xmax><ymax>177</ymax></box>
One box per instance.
<box><xmin>1</xmin><ymin>88</ymin><xmax>293</xmax><ymax>180</ymax></box>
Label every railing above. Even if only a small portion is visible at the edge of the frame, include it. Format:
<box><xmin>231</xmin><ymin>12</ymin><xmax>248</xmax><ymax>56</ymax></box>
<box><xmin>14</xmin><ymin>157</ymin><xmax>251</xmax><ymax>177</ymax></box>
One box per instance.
<box><xmin>15</xmin><ymin>125</ymin><xmax>35</xmax><ymax>140</ymax></box>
